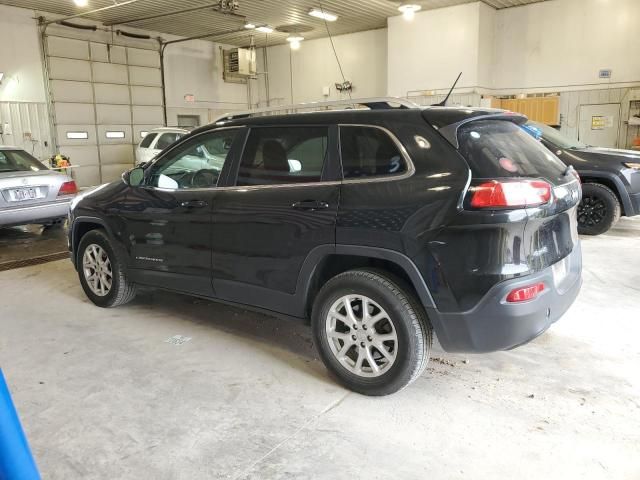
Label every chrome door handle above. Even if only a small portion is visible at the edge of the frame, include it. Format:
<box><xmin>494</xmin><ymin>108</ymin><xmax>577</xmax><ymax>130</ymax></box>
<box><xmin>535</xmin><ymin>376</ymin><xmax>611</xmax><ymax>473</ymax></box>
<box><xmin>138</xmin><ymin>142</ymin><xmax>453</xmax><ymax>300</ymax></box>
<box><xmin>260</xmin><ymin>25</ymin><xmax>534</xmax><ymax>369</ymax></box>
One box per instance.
<box><xmin>180</xmin><ymin>200</ymin><xmax>208</xmax><ymax>208</ymax></box>
<box><xmin>292</xmin><ymin>200</ymin><xmax>329</xmax><ymax>211</ymax></box>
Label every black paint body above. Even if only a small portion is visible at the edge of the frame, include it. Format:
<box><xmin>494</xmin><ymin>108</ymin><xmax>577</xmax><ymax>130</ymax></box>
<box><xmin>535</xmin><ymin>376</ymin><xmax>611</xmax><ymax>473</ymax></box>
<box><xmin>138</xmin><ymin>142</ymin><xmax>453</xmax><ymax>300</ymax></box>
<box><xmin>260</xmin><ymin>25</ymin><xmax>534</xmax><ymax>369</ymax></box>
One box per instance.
<box><xmin>69</xmin><ymin>108</ymin><xmax>583</xmax><ymax>353</ymax></box>
<box><xmin>539</xmin><ymin>138</ymin><xmax>640</xmax><ymax>217</ymax></box>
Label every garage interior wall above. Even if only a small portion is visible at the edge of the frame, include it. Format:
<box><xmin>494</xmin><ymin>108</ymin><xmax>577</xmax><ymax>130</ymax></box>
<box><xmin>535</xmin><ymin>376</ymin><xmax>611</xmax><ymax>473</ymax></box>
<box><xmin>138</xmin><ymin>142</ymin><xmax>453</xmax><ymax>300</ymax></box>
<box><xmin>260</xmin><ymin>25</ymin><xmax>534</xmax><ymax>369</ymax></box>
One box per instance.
<box><xmin>0</xmin><ymin>5</ymin><xmax>52</xmax><ymax>159</ymax></box>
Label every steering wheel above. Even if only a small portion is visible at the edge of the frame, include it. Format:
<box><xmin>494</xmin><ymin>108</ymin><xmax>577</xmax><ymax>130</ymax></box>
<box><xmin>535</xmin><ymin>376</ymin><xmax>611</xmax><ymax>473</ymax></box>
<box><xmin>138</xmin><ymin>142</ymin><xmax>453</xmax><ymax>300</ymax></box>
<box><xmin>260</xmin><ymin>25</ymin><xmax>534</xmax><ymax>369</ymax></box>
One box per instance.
<box><xmin>190</xmin><ymin>169</ymin><xmax>219</xmax><ymax>188</ymax></box>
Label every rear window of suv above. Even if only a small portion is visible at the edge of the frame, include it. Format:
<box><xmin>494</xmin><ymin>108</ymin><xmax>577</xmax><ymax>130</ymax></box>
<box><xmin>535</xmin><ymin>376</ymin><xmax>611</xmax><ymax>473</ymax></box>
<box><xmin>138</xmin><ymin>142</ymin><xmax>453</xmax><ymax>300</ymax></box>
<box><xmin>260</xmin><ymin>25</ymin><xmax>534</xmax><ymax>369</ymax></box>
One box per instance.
<box><xmin>457</xmin><ymin>120</ymin><xmax>567</xmax><ymax>179</ymax></box>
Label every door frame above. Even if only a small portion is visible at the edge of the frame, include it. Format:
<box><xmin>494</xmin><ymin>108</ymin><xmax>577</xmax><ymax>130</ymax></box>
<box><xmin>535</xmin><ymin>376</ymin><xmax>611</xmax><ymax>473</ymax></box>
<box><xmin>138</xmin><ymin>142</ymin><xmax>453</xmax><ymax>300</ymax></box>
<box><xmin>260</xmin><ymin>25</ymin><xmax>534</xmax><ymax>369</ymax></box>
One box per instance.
<box><xmin>577</xmin><ymin>102</ymin><xmax>621</xmax><ymax>148</ymax></box>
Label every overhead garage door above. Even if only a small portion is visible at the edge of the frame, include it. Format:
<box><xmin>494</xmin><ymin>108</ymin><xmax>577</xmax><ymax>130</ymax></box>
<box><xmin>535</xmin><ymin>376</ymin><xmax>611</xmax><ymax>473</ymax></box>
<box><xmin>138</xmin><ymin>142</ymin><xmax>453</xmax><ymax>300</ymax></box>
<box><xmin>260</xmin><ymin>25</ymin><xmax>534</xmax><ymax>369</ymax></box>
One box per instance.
<box><xmin>45</xmin><ymin>35</ymin><xmax>163</xmax><ymax>187</ymax></box>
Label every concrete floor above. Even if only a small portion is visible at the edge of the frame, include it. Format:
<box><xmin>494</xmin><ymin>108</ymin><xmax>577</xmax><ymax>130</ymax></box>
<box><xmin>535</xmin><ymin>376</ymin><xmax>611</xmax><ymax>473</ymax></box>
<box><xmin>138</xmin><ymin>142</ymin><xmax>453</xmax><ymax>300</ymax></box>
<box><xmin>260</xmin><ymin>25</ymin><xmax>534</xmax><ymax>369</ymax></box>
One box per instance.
<box><xmin>0</xmin><ymin>224</ymin><xmax>67</xmax><ymax>264</ymax></box>
<box><xmin>1</xmin><ymin>219</ymin><xmax>639</xmax><ymax>480</ymax></box>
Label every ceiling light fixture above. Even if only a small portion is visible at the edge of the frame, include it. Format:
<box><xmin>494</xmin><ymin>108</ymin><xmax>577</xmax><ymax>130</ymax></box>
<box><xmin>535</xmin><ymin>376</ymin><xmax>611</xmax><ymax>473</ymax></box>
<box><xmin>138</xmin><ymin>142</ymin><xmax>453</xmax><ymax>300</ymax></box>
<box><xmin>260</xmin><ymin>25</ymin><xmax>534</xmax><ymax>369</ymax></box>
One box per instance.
<box><xmin>308</xmin><ymin>8</ymin><xmax>338</xmax><ymax>22</ymax></box>
<box><xmin>398</xmin><ymin>3</ymin><xmax>421</xmax><ymax>21</ymax></box>
<box><xmin>73</xmin><ymin>0</ymin><xmax>89</xmax><ymax>7</ymax></box>
<box><xmin>287</xmin><ymin>36</ymin><xmax>304</xmax><ymax>50</ymax></box>
<box><xmin>256</xmin><ymin>25</ymin><xmax>273</xmax><ymax>33</ymax></box>
<box><xmin>244</xmin><ymin>23</ymin><xmax>256</xmax><ymax>29</ymax></box>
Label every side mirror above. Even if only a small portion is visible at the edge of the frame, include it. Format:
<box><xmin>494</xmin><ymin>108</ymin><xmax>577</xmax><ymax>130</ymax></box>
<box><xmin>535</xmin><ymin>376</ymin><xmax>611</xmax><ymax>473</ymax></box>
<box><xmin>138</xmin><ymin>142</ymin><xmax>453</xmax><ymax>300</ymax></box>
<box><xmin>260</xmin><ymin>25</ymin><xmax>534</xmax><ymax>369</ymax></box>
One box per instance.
<box><xmin>128</xmin><ymin>167</ymin><xmax>145</xmax><ymax>187</ymax></box>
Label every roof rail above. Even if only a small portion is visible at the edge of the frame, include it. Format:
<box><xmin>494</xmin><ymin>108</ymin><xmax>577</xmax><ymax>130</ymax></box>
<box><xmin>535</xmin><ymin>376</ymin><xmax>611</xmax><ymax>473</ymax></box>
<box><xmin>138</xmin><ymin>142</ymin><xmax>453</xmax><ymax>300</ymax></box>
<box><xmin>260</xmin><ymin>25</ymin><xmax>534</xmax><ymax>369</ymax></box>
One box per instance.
<box><xmin>214</xmin><ymin>97</ymin><xmax>420</xmax><ymax>123</ymax></box>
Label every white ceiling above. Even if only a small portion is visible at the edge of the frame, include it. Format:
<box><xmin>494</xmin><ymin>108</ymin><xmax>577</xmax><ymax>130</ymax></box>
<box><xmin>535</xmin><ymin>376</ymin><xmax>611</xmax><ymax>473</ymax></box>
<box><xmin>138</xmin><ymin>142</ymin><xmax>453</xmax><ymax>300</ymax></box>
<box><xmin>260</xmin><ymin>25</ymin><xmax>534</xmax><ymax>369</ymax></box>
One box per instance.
<box><xmin>0</xmin><ymin>0</ymin><xmax>551</xmax><ymax>47</ymax></box>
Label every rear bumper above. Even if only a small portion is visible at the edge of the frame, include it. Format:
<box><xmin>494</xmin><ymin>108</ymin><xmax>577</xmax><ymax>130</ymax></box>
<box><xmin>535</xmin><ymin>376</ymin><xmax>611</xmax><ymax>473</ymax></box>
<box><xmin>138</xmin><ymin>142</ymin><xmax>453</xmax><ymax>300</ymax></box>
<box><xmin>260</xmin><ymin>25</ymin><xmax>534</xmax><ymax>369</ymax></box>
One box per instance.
<box><xmin>431</xmin><ymin>242</ymin><xmax>582</xmax><ymax>353</ymax></box>
<box><xmin>0</xmin><ymin>199</ymin><xmax>71</xmax><ymax>227</ymax></box>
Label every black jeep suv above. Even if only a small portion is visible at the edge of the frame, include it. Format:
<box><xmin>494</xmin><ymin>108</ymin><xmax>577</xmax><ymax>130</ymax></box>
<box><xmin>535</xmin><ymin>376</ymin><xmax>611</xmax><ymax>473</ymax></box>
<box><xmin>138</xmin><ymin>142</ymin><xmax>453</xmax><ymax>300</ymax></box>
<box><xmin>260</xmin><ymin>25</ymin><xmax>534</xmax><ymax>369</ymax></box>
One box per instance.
<box><xmin>68</xmin><ymin>102</ymin><xmax>583</xmax><ymax>395</ymax></box>
<box><xmin>527</xmin><ymin>120</ymin><xmax>640</xmax><ymax>235</ymax></box>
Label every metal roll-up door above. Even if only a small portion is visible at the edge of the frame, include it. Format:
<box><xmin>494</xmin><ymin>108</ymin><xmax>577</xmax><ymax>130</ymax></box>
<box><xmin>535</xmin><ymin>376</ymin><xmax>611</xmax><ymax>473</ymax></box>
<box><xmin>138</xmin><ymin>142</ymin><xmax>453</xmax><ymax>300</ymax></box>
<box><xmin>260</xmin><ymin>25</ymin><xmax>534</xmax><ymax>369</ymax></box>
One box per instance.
<box><xmin>45</xmin><ymin>34</ymin><xmax>163</xmax><ymax>187</ymax></box>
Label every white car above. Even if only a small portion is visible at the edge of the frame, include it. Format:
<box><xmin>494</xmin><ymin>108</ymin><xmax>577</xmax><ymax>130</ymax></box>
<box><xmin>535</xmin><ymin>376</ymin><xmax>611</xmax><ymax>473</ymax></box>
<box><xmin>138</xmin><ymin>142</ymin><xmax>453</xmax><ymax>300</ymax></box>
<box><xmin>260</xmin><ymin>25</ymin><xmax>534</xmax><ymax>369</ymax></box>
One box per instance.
<box><xmin>135</xmin><ymin>127</ymin><xmax>189</xmax><ymax>165</ymax></box>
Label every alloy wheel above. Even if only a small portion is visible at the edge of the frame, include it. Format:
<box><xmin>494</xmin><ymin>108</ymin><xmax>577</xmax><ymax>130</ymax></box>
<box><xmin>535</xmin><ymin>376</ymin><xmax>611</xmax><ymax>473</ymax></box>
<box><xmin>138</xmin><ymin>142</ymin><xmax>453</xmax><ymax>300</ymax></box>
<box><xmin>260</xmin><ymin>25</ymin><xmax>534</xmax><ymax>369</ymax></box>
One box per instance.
<box><xmin>325</xmin><ymin>294</ymin><xmax>398</xmax><ymax>378</ymax></box>
<box><xmin>578</xmin><ymin>195</ymin><xmax>607</xmax><ymax>227</ymax></box>
<box><xmin>82</xmin><ymin>244</ymin><xmax>113</xmax><ymax>297</ymax></box>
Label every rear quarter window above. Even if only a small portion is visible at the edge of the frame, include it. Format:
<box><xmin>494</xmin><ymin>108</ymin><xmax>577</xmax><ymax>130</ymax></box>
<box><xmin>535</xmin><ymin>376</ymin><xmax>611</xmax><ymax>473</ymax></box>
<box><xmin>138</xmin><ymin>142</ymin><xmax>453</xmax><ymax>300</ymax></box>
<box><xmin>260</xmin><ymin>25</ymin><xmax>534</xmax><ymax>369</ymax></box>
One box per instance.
<box><xmin>340</xmin><ymin>126</ymin><xmax>407</xmax><ymax>179</ymax></box>
<box><xmin>457</xmin><ymin>120</ymin><xmax>567</xmax><ymax>180</ymax></box>
<box><xmin>139</xmin><ymin>132</ymin><xmax>158</xmax><ymax>148</ymax></box>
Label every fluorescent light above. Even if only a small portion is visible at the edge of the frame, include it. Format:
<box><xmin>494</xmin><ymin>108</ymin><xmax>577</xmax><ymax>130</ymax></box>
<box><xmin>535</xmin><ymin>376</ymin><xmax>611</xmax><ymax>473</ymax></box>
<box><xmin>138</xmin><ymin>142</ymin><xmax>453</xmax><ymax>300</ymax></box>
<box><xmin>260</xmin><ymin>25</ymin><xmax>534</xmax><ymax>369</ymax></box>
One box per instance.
<box><xmin>398</xmin><ymin>3</ymin><xmax>421</xmax><ymax>20</ymax></box>
<box><xmin>309</xmin><ymin>8</ymin><xmax>338</xmax><ymax>22</ymax></box>
<box><xmin>244</xmin><ymin>23</ymin><xmax>256</xmax><ymax>29</ymax></box>
<box><xmin>287</xmin><ymin>36</ymin><xmax>304</xmax><ymax>50</ymax></box>
<box><xmin>74</xmin><ymin>0</ymin><xmax>89</xmax><ymax>6</ymax></box>
<box><xmin>256</xmin><ymin>25</ymin><xmax>273</xmax><ymax>33</ymax></box>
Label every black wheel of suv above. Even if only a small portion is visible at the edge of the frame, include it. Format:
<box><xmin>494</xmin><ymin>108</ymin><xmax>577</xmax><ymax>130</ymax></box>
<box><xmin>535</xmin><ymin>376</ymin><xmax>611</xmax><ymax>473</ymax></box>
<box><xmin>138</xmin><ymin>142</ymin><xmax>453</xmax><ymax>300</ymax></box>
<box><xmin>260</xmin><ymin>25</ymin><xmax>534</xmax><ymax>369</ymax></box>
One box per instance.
<box><xmin>312</xmin><ymin>269</ymin><xmax>432</xmax><ymax>396</ymax></box>
<box><xmin>577</xmin><ymin>183</ymin><xmax>621</xmax><ymax>236</ymax></box>
<box><xmin>77</xmin><ymin>229</ymin><xmax>137</xmax><ymax>307</ymax></box>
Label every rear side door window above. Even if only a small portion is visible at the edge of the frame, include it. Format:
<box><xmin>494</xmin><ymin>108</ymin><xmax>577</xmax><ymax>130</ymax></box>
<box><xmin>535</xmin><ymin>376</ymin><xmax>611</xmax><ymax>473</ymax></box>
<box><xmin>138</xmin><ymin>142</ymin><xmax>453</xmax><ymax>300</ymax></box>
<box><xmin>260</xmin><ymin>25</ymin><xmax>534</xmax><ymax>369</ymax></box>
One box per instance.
<box><xmin>155</xmin><ymin>132</ymin><xmax>183</xmax><ymax>151</ymax></box>
<box><xmin>139</xmin><ymin>132</ymin><xmax>158</xmax><ymax>148</ymax></box>
<box><xmin>236</xmin><ymin>126</ymin><xmax>328</xmax><ymax>186</ymax></box>
<box><xmin>339</xmin><ymin>126</ymin><xmax>407</xmax><ymax>179</ymax></box>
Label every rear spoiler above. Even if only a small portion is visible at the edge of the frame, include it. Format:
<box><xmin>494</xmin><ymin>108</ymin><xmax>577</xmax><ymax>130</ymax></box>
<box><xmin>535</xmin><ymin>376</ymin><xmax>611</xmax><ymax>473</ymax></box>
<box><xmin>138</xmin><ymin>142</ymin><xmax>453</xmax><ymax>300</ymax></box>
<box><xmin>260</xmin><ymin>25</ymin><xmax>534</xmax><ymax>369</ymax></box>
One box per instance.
<box><xmin>423</xmin><ymin>110</ymin><xmax>528</xmax><ymax>149</ymax></box>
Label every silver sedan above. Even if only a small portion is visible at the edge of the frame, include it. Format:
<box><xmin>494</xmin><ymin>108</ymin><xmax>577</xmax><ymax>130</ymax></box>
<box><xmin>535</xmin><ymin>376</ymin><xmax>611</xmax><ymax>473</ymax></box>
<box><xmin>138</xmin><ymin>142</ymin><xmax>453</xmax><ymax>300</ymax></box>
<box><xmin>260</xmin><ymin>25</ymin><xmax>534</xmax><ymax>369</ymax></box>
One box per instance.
<box><xmin>0</xmin><ymin>147</ymin><xmax>77</xmax><ymax>227</ymax></box>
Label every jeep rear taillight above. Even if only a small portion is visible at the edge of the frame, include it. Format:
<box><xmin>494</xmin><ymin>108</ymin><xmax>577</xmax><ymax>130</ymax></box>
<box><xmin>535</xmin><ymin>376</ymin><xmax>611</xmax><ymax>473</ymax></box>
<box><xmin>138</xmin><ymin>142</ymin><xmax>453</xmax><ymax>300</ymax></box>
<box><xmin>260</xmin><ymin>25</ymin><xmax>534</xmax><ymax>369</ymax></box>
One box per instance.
<box><xmin>468</xmin><ymin>180</ymin><xmax>551</xmax><ymax>209</ymax></box>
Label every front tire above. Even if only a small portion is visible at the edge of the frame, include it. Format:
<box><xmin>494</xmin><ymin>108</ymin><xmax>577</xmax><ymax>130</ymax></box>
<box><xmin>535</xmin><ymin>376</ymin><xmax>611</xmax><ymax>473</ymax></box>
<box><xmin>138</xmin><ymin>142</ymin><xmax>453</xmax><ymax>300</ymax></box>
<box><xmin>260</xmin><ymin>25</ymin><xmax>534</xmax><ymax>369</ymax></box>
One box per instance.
<box><xmin>77</xmin><ymin>229</ymin><xmax>137</xmax><ymax>307</ymax></box>
<box><xmin>577</xmin><ymin>183</ymin><xmax>621</xmax><ymax>235</ymax></box>
<box><xmin>312</xmin><ymin>269</ymin><xmax>432</xmax><ymax>396</ymax></box>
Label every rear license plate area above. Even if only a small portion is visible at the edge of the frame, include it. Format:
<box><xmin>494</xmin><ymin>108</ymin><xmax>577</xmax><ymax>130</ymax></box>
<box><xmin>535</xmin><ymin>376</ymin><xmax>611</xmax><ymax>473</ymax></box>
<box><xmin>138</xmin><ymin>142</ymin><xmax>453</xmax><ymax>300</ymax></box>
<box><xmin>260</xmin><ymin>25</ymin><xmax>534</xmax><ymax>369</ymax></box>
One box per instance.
<box><xmin>552</xmin><ymin>256</ymin><xmax>569</xmax><ymax>287</ymax></box>
<box><xmin>9</xmin><ymin>187</ymin><xmax>43</xmax><ymax>202</ymax></box>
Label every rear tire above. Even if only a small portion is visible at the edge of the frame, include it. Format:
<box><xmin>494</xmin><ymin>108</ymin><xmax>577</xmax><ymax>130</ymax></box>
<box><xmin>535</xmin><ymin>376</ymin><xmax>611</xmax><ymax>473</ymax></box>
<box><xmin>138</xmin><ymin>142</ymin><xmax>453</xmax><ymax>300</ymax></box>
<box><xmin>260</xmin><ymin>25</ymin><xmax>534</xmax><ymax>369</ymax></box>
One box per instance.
<box><xmin>578</xmin><ymin>183</ymin><xmax>621</xmax><ymax>235</ymax></box>
<box><xmin>312</xmin><ymin>269</ymin><xmax>432</xmax><ymax>396</ymax></box>
<box><xmin>77</xmin><ymin>229</ymin><xmax>137</xmax><ymax>307</ymax></box>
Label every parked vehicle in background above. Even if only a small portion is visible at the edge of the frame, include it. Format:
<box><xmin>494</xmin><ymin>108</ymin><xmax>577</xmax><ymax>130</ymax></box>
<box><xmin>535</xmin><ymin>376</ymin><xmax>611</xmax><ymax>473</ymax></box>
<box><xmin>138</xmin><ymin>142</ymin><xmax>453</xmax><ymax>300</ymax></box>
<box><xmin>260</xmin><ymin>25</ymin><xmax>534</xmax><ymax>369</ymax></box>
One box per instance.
<box><xmin>135</xmin><ymin>127</ymin><xmax>189</xmax><ymax>165</ymax></box>
<box><xmin>527</xmin><ymin>120</ymin><xmax>640</xmax><ymax>235</ymax></box>
<box><xmin>0</xmin><ymin>147</ymin><xmax>77</xmax><ymax>228</ymax></box>
<box><xmin>68</xmin><ymin>100</ymin><xmax>582</xmax><ymax>396</ymax></box>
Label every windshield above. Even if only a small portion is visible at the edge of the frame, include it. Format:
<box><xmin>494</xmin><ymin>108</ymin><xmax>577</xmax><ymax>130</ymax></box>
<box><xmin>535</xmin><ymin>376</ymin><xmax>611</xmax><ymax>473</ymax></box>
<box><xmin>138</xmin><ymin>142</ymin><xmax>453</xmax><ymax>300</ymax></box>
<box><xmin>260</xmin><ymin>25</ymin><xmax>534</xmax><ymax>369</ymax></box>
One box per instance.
<box><xmin>528</xmin><ymin>121</ymin><xmax>587</xmax><ymax>150</ymax></box>
<box><xmin>0</xmin><ymin>149</ymin><xmax>48</xmax><ymax>173</ymax></box>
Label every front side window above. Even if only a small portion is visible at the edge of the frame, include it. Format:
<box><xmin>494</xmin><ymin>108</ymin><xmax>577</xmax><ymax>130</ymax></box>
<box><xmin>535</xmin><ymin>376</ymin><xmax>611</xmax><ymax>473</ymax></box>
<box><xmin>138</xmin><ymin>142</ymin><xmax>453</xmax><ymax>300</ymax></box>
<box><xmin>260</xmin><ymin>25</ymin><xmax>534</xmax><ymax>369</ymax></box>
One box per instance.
<box><xmin>237</xmin><ymin>127</ymin><xmax>328</xmax><ymax>186</ymax></box>
<box><xmin>155</xmin><ymin>132</ymin><xmax>184</xmax><ymax>151</ymax></box>
<box><xmin>148</xmin><ymin>129</ymin><xmax>240</xmax><ymax>189</ymax></box>
<box><xmin>340</xmin><ymin>126</ymin><xmax>407</xmax><ymax>179</ymax></box>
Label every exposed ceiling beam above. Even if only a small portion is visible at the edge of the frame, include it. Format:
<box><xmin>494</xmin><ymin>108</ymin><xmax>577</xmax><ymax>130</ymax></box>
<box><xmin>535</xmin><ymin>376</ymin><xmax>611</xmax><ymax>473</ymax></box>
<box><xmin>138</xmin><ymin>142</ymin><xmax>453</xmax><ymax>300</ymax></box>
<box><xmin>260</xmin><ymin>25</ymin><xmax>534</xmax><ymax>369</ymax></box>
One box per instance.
<box><xmin>104</xmin><ymin>2</ymin><xmax>245</xmax><ymax>27</ymax></box>
<box><xmin>42</xmin><ymin>0</ymin><xmax>144</xmax><ymax>26</ymax></box>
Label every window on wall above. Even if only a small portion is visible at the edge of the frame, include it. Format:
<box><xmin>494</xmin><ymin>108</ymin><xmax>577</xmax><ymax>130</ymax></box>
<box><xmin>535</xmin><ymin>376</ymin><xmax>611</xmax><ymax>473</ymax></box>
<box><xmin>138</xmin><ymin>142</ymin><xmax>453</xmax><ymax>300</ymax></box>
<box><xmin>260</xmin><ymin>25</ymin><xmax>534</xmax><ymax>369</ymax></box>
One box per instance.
<box><xmin>106</xmin><ymin>131</ymin><xmax>125</xmax><ymax>139</ymax></box>
<box><xmin>237</xmin><ymin>127</ymin><xmax>328</xmax><ymax>186</ymax></box>
<box><xmin>339</xmin><ymin>126</ymin><xmax>407</xmax><ymax>179</ymax></box>
<box><xmin>66</xmin><ymin>131</ymin><xmax>89</xmax><ymax>140</ymax></box>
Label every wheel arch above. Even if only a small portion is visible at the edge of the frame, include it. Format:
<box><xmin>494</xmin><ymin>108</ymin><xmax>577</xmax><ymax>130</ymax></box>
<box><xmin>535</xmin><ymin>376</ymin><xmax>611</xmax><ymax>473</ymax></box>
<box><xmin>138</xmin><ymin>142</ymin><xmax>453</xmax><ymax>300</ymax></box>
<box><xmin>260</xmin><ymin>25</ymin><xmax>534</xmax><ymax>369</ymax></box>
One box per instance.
<box><xmin>70</xmin><ymin>216</ymin><xmax>114</xmax><ymax>269</ymax></box>
<box><xmin>299</xmin><ymin>245</ymin><xmax>437</xmax><ymax>322</ymax></box>
<box><xmin>578</xmin><ymin>170</ymin><xmax>631</xmax><ymax>216</ymax></box>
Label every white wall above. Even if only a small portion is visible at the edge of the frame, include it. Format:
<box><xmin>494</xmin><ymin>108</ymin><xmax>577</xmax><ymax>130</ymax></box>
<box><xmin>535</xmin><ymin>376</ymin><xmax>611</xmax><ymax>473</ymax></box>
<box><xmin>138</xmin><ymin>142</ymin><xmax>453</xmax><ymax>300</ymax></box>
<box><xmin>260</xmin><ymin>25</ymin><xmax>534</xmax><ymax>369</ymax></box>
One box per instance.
<box><xmin>164</xmin><ymin>40</ymin><xmax>255</xmax><ymax>125</ymax></box>
<box><xmin>493</xmin><ymin>0</ymin><xmax>640</xmax><ymax>92</ymax></box>
<box><xmin>264</xmin><ymin>29</ymin><xmax>387</xmax><ymax>105</ymax></box>
<box><xmin>0</xmin><ymin>4</ymin><xmax>47</xmax><ymax>103</ymax></box>
<box><xmin>387</xmin><ymin>3</ymin><xmax>484</xmax><ymax>97</ymax></box>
